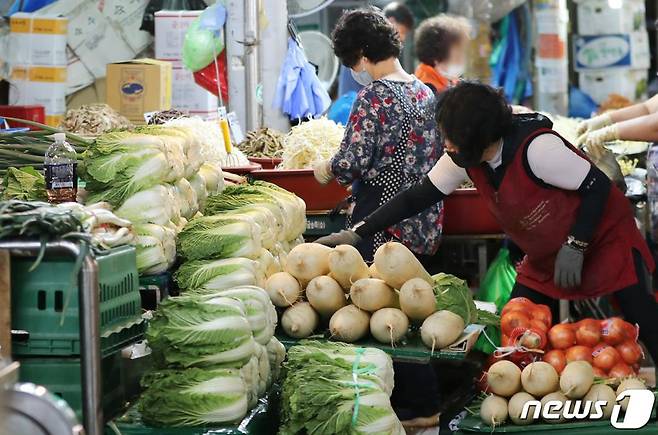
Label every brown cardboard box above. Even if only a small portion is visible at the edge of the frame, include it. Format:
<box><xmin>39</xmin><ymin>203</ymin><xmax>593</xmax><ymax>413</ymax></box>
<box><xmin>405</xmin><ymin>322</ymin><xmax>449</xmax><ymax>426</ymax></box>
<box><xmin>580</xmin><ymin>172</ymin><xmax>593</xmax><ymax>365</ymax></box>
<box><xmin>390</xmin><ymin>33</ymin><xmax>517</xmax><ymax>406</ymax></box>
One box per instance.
<box><xmin>106</xmin><ymin>59</ymin><xmax>171</xmax><ymax>123</ymax></box>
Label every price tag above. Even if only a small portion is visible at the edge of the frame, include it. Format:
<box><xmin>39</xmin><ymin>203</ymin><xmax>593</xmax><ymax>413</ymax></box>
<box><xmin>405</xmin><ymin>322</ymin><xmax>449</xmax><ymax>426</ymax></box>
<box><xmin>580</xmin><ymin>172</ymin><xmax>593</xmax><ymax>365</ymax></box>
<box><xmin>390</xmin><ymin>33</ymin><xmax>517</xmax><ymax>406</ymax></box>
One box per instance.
<box><xmin>227</xmin><ymin>111</ymin><xmax>245</xmax><ymax>144</ymax></box>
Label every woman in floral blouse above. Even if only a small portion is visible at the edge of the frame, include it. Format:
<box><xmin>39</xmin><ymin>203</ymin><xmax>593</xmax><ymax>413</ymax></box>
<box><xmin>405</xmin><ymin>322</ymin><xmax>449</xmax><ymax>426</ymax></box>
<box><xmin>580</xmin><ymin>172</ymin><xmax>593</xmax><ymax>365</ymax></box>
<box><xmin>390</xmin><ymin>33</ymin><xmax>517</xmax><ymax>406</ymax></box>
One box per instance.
<box><xmin>314</xmin><ymin>8</ymin><xmax>443</xmax><ymax>264</ymax></box>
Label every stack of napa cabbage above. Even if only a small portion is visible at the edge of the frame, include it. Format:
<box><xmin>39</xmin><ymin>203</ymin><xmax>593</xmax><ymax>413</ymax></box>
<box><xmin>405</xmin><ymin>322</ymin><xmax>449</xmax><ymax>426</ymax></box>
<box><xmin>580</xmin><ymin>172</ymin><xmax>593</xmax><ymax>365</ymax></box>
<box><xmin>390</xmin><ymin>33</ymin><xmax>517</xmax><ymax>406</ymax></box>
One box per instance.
<box><xmin>173</xmin><ymin>181</ymin><xmax>306</xmax><ymax>293</ymax></box>
<box><xmin>139</xmin><ymin>291</ymin><xmax>285</xmax><ymax>427</ymax></box>
<box><xmin>82</xmin><ymin>125</ymin><xmax>225</xmax><ymax>274</ymax></box>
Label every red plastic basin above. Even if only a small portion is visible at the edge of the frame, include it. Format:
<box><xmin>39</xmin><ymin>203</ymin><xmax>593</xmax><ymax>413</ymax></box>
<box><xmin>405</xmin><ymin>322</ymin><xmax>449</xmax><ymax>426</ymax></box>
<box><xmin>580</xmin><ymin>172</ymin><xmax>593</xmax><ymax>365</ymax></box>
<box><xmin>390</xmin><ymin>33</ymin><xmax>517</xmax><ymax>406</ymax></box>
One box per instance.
<box><xmin>248</xmin><ymin>157</ymin><xmax>282</xmax><ymax>170</ymax></box>
<box><xmin>250</xmin><ymin>169</ymin><xmax>349</xmax><ymax>211</ymax></box>
<box><xmin>443</xmin><ymin>188</ymin><xmax>502</xmax><ymax>235</ymax></box>
<box><xmin>0</xmin><ymin>105</ymin><xmax>45</xmax><ymax>130</ymax></box>
<box><xmin>222</xmin><ymin>163</ymin><xmax>262</xmax><ymax>175</ymax></box>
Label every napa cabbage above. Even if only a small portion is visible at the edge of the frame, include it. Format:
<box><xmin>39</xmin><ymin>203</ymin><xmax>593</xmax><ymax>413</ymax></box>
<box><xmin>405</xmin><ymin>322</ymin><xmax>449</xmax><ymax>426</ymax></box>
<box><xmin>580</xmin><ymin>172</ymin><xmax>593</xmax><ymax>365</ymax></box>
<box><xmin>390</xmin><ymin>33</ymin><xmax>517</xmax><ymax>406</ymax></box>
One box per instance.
<box><xmin>177</xmin><ymin>215</ymin><xmax>262</xmax><ymax>261</ymax></box>
<box><xmin>133</xmin><ymin>223</ymin><xmax>177</xmax><ymax>274</ymax></box>
<box><xmin>174</xmin><ymin>257</ymin><xmax>264</xmax><ymax>293</ymax></box>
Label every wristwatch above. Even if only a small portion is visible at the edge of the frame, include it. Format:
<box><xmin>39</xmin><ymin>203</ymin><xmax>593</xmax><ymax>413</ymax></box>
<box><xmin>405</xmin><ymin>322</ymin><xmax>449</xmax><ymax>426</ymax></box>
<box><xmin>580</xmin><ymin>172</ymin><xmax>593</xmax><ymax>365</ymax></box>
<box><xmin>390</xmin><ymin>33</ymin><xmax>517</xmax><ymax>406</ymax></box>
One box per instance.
<box><xmin>566</xmin><ymin>235</ymin><xmax>589</xmax><ymax>252</ymax></box>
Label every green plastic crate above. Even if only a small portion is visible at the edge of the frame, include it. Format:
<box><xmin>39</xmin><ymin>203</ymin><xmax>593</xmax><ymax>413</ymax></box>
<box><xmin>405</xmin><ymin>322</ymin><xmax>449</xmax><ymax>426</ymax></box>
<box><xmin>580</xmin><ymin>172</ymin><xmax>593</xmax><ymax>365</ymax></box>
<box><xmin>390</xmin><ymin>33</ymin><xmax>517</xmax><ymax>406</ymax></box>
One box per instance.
<box><xmin>11</xmin><ymin>245</ymin><xmax>143</xmax><ymax>356</ymax></box>
<box><xmin>18</xmin><ymin>353</ymin><xmax>126</xmax><ymax>423</ymax></box>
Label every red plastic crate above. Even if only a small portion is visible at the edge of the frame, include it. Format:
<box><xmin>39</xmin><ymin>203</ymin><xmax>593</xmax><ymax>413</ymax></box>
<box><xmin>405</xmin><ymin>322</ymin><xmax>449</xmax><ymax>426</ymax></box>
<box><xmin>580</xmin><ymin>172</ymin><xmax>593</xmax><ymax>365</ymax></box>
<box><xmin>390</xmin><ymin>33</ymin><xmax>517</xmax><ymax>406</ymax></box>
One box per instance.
<box><xmin>0</xmin><ymin>105</ymin><xmax>45</xmax><ymax>130</ymax></box>
<box><xmin>250</xmin><ymin>169</ymin><xmax>349</xmax><ymax>211</ymax></box>
<box><xmin>443</xmin><ymin>188</ymin><xmax>502</xmax><ymax>235</ymax></box>
<box><xmin>248</xmin><ymin>157</ymin><xmax>282</xmax><ymax>170</ymax></box>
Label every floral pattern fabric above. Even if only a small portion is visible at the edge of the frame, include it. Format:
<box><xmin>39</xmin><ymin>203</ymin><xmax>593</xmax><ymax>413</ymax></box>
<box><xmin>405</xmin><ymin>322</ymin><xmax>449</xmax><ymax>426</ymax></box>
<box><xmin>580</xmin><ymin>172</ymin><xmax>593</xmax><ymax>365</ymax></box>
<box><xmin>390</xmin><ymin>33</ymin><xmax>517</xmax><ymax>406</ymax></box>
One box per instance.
<box><xmin>330</xmin><ymin>79</ymin><xmax>444</xmax><ymax>255</ymax></box>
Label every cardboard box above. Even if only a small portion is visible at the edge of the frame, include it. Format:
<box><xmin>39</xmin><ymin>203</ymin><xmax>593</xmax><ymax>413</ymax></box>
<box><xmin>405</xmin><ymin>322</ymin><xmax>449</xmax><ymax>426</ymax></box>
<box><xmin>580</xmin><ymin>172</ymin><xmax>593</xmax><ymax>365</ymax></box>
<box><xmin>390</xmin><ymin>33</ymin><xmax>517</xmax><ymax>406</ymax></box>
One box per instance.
<box><xmin>171</xmin><ymin>66</ymin><xmax>218</xmax><ymax>115</ymax></box>
<box><xmin>154</xmin><ymin>11</ymin><xmax>201</xmax><ymax>65</ymax></box>
<box><xmin>579</xmin><ymin>68</ymin><xmax>648</xmax><ymax>104</ymax></box>
<box><xmin>576</xmin><ymin>0</ymin><xmax>645</xmax><ymax>35</ymax></box>
<box><xmin>9</xmin><ymin>13</ymin><xmax>67</xmax><ymax>67</ymax></box>
<box><xmin>9</xmin><ymin>66</ymin><xmax>66</xmax><ymax>126</ymax></box>
<box><xmin>106</xmin><ymin>59</ymin><xmax>171</xmax><ymax>123</ymax></box>
<box><xmin>574</xmin><ymin>31</ymin><xmax>650</xmax><ymax>71</ymax></box>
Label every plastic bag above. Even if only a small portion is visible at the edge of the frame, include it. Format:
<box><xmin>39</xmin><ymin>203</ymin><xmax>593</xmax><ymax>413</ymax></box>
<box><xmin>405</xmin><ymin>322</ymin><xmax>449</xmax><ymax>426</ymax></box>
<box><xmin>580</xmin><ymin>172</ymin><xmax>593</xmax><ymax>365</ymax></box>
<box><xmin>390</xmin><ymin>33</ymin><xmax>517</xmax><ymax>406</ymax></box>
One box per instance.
<box><xmin>477</xmin><ymin>247</ymin><xmax>517</xmax><ymax>312</ymax></box>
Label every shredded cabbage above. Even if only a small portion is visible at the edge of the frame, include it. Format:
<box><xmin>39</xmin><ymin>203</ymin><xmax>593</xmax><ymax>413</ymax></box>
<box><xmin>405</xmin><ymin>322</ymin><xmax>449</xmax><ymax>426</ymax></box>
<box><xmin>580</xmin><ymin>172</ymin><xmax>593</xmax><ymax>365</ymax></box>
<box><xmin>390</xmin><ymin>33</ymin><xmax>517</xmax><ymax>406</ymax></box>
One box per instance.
<box><xmin>277</xmin><ymin>118</ymin><xmax>344</xmax><ymax>169</ymax></box>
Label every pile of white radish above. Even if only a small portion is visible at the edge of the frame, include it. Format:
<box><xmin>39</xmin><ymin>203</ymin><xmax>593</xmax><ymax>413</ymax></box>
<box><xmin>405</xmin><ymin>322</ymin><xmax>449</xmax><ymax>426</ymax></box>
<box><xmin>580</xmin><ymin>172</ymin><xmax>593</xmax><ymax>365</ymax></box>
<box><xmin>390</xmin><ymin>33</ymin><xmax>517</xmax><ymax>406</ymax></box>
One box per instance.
<box><xmin>480</xmin><ymin>359</ymin><xmax>649</xmax><ymax>427</ymax></box>
<box><xmin>271</xmin><ymin>242</ymin><xmax>468</xmax><ymax>348</ymax></box>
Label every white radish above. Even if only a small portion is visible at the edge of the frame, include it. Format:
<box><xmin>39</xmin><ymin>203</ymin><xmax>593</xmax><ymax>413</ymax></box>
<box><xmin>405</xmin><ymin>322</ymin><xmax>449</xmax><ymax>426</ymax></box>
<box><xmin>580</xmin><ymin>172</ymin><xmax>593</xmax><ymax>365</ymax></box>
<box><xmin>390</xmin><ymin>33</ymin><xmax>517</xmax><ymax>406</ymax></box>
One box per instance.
<box><xmin>521</xmin><ymin>362</ymin><xmax>559</xmax><ymax>397</ymax></box>
<box><xmin>540</xmin><ymin>391</ymin><xmax>568</xmax><ymax>424</ymax></box>
<box><xmin>560</xmin><ymin>361</ymin><xmax>594</xmax><ymax>399</ymax></box>
<box><xmin>508</xmin><ymin>392</ymin><xmax>537</xmax><ymax>425</ymax></box>
<box><xmin>285</xmin><ymin>243</ymin><xmax>332</xmax><ymax>286</ymax></box>
<box><xmin>487</xmin><ymin>360</ymin><xmax>522</xmax><ymax>397</ymax></box>
<box><xmin>369</xmin><ymin>263</ymin><xmax>381</xmax><ymax>279</ymax></box>
<box><xmin>480</xmin><ymin>394</ymin><xmax>508</xmax><ymax>427</ymax></box>
<box><xmin>399</xmin><ymin>278</ymin><xmax>436</xmax><ymax>321</ymax></box>
<box><xmin>349</xmin><ymin>278</ymin><xmax>397</xmax><ymax>312</ymax></box>
<box><xmin>264</xmin><ymin>272</ymin><xmax>301</xmax><ymax>307</ymax></box>
<box><xmin>328</xmin><ymin>245</ymin><xmax>369</xmax><ymax>290</ymax></box>
<box><xmin>306</xmin><ymin>275</ymin><xmax>347</xmax><ymax>317</ymax></box>
<box><xmin>374</xmin><ymin>242</ymin><xmax>432</xmax><ymax>289</ymax></box>
<box><xmin>420</xmin><ymin>310</ymin><xmax>464</xmax><ymax>353</ymax></box>
<box><xmin>281</xmin><ymin>302</ymin><xmax>318</xmax><ymax>339</ymax></box>
<box><xmin>370</xmin><ymin>308</ymin><xmax>409</xmax><ymax>346</ymax></box>
<box><xmin>584</xmin><ymin>384</ymin><xmax>616</xmax><ymax>419</ymax></box>
<box><xmin>329</xmin><ymin>304</ymin><xmax>370</xmax><ymax>343</ymax></box>
<box><xmin>616</xmin><ymin>378</ymin><xmax>647</xmax><ymax>411</ymax></box>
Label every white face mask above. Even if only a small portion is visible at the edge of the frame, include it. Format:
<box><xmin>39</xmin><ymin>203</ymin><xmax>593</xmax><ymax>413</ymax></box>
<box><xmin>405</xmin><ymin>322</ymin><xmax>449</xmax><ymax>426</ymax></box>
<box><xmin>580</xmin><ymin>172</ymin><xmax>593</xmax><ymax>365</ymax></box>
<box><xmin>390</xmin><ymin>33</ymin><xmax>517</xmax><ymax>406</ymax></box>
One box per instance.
<box><xmin>440</xmin><ymin>63</ymin><xmax>465</xmax><ymax>79</ymax></box>
<box><xmin>351</xmin><ymin>68</ymin><xmax>373</xmax><ymax>86</ymax></box>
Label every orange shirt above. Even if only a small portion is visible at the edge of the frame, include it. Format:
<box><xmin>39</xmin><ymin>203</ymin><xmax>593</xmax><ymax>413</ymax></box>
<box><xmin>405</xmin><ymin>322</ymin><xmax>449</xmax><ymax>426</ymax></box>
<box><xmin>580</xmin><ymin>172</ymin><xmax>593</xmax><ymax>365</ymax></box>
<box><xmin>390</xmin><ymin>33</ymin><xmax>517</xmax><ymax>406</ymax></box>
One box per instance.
<box><xmin>414</xmin><ymin>63</ymin><xmax>454</xmax><ymax>94</ymax></box>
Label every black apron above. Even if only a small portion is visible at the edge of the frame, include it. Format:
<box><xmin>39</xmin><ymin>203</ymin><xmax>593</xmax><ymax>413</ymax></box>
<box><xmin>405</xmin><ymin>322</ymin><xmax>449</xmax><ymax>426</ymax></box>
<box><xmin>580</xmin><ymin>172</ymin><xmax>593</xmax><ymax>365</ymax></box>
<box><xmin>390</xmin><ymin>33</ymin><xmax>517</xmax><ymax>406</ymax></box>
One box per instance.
<box><xmin>348</xmin><ymin>79</ymin><xmax>425</xmax><ymax>262</ymax></box>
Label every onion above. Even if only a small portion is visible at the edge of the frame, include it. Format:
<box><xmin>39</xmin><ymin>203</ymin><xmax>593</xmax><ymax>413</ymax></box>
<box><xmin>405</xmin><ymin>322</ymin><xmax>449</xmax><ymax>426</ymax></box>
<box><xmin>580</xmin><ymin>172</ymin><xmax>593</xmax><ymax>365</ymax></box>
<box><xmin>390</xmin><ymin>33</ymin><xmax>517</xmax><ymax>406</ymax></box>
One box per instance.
<box><xmin>576</xmin><ymin>319</ymin><xmax>601</xmax><ymax>347</ymax></box>
<box><xmin>565</xmin><ymin>345</ymin><xmax>593</xmax><ymax>364</ymax></box>
<box><xmin>543</xmin><ymin>349</ymin><xmax>567</xmax><ymax>374</ymax></box>
<box><xmin>608</xmin><ymin>362</ymin><xmax>634</xmax><ymax>379</ymax></box>
<box><xmin>616</xmin><ymin>340</ymin><xmax>643</xmax><ymax>365</ymax></box>
<box><xmin>548</xmin><ymin>324</ymin><xmax>576</xmax><ymax>350</ymax></box>
<box><xmin>501</xmin><ymin>311</ymin><xmax>531</xmax><ymax>336</ymax></box>
<box><xmin>601</xmin><ymin>317</ymin><xmax>628</xmax><ymax>346</ymax></box>
<box><xmin>592</xmin><ymin>344</ymin><xmax>621</xmax><ymax>371</ymax></box>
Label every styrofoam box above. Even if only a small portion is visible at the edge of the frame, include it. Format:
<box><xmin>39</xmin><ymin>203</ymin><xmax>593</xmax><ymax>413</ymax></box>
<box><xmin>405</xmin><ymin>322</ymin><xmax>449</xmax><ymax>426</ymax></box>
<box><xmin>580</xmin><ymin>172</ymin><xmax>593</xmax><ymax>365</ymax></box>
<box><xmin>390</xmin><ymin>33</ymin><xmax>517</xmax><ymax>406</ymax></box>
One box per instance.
<box><xmin>171</xmin><ymin>66</ymin><xmax>219</xmax><ymax>114</ymax></box>
<box><xmin>579</xmin><ymin>68</ymin><xmax>648</xmax><ymax>104</ymax></box>
<box><xmin>9</xmin><ymin>66</ymin><xmax>66</xmax><ymax>126</ymax></box>
<box><xmin>574</xmin><ymin>31</ymin><xmax>649</xmax><ymax>71</ymax></box>
<box><xmin>576</xmin><ymin>0</ymin><xmax>645</xmax><ymax>35</ymax></box>
<box><xmin>9</xmin><ymin>13</ymin><xmax>67</xmax><ymax>67</ymax></box>
<box><xmin>154</xmin><ymin>11</ymin><xmax>201</xmax><ymax>65</ymax></box>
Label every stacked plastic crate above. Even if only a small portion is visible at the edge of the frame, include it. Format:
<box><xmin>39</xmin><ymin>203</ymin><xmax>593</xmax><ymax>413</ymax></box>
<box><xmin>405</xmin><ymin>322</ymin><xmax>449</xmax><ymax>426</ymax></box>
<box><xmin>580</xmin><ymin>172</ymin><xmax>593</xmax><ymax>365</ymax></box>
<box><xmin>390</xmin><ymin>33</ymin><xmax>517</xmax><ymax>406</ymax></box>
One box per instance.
<box><xmin>574</xmin><ymin>0</ymin><xmax>649</xmax><ymax>105</ymax></box>
<box><xmin>12</xmin><ymin>246</ymin><xmax>145</xmax><ymax>421</ymax></box>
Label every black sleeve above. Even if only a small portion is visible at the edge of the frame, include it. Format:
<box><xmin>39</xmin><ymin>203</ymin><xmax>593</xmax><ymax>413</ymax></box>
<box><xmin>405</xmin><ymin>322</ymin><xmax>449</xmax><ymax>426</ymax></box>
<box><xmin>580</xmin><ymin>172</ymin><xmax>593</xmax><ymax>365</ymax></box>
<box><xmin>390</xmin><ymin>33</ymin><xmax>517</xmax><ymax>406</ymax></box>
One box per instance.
<box><xmin>354</xmin><ymin>176</ymin><xmax>445</xmax><ymax>238</ymax></box>
<box><xmin>570</xmin><ymin>165</ymin><xmax>612</xmax><ymax>243</ymax></box>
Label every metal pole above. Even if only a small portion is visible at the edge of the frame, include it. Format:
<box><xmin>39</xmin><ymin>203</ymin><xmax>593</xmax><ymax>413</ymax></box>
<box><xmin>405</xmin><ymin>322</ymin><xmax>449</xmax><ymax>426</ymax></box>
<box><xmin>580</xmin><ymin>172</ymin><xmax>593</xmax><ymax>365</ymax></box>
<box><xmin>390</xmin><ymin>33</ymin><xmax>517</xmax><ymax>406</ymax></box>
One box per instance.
<box><xmin>0</xmin><ymin>240</ymin><xmax>102</xmax><ymax>435</ymax></box>
<box><xmin>244</xmin><ymin>0</ymin><xmax>261</xmax><ymax>130</ymax></box>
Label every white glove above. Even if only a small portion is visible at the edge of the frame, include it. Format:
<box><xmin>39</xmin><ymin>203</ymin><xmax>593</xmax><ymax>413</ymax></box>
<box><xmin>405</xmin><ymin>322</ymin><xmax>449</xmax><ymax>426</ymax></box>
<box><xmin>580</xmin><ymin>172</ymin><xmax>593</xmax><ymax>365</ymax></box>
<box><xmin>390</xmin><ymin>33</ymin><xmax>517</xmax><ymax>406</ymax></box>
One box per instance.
<box><xmin>583</xmin><ymin>124</ymin><xmax>619</xmax><ymax>149</ymax></box>
<box><xmin>313</xmin><ymin>160</ymin><xmax>334</xmax><ymax>185</ymax></box>
<box><xmin>576</xmin><ymin>113</ymin><xmax>612</xmax><ymax>136</ymax></box>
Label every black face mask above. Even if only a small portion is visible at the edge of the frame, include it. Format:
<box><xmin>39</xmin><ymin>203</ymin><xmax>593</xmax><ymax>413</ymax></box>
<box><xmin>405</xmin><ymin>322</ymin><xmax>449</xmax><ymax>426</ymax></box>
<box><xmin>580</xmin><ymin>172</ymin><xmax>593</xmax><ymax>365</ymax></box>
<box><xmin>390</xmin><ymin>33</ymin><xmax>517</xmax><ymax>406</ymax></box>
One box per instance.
<box><xmin>446</xmin><ymin>150</ymin><xmax>483</xmax><ymax>168</ymax></box>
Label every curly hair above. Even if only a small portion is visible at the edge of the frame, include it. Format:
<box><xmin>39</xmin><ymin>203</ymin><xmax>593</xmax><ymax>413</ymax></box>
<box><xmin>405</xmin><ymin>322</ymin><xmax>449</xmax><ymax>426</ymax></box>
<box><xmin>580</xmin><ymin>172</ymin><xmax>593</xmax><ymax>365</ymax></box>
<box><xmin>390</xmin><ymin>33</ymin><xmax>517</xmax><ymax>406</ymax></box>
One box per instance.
<box><xmin>415</xmin><ymin>15</ymin><xmax>470</xmax><ymax>65</ymax></box>
<box><xmin>437</xmin><ymin>81</ymin><xmax>513</xmax><ymax>162</ymax></box>
<box><xmin>331</xmin><ymin>9</ymin><xmax>402</xmax><ymax>68</ymax></box>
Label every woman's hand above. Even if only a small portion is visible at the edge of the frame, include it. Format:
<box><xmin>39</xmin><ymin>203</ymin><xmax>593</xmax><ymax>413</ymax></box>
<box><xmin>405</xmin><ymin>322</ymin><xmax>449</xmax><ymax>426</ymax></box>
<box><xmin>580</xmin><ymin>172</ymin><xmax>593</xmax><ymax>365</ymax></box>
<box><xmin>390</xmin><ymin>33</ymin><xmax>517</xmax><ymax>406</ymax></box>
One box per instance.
<box><xmin>313</xmin><ymin>160</ymin><xmax>334</xmax><ymax>185</ymax></box>
<box><xmin>576</xmin><ymin>113</ymin><xmax>612</xmax><ymax>136</ymax></box>
<box><xmin>315</xmin><ymin>230</ymin><xmax>361</xmax><ymax>247</ymax></box>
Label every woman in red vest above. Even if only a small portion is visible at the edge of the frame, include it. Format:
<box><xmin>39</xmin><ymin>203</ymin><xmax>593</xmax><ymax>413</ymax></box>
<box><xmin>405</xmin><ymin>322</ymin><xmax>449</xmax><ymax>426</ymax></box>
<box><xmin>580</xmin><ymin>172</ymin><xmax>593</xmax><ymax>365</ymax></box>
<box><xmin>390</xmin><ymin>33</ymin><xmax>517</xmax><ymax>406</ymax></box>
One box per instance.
<box><xmin>317</xmin><ymin>82</ymin><xmax>658</xmax><ymax>362</ymax></box>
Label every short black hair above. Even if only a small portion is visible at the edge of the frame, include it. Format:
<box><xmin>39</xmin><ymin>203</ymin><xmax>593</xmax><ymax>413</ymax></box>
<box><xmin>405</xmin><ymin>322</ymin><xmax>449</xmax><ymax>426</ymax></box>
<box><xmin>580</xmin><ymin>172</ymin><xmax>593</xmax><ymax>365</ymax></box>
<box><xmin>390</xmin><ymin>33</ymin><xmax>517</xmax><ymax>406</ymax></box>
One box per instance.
<box><xmin>383</xmin><ymin>2</ymin><xmax>415</xmax><ymax>29</ymax></box>
<box><xmin>331</xmin><ymin>9</ymin><xmax>402</xmax><ymax>68</ymax></box>
<box><xmin>437</xmin><ymin>82</ymin><xmax>513</xmax><ymax>161</ymax></box>
<box><xmin>415</xmin><ymin>15</ymin><xmax>470</xmax><ymax>65</ymax></box>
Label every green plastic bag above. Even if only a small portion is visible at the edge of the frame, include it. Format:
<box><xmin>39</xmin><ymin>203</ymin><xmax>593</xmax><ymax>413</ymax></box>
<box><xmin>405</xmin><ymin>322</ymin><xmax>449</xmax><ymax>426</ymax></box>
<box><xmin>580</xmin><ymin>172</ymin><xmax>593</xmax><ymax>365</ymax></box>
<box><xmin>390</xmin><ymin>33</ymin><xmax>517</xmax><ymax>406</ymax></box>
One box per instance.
<box><xmin>477</xmin><ymin>247</ymin><xmax>517</xmax><ymax>312</ymax></box>
<box><xmin>473</xmin><ymin>247</ymin><xmax>517</xmax><ymax>354</ymax></box>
